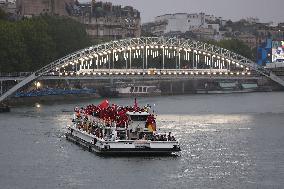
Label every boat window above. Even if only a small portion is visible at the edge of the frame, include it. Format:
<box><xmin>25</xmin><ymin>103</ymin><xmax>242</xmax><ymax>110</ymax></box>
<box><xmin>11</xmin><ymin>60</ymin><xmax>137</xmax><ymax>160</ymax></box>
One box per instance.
<box><xmin>130</xmin><ymin>115</ymin><xmax>148</xmax><ymax>121</ymax></box>
<box><xmin>134</xmin><ymin>87</ymin><xmax>138</xmax><ymax>92</ymax></box>
<box><xmin>143</xmin><ymin>87</ymin><xmax>147</xmax><ymax>92</ymax></box>
<box><xmin>139</xmin><ymin>87</ymin><xmax>142</xmax><ymax>92</ymax></box>
<box><xmin>130</xmin><ymin>87</ymin><xmax>134</xmax><ymax>92</ymax></box>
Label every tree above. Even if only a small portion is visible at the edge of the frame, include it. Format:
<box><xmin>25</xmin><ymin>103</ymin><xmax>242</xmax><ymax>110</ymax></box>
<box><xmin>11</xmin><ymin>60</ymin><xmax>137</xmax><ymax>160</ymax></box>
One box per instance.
<box><xmin>0</xmin><ymin>15</ymin><xmax>91</xmax><ymax>73</ymax></box>
<box><xmin>207</xmin><ymin>39</ymin><xmax>253</xmax><ymax>59</ymax></box>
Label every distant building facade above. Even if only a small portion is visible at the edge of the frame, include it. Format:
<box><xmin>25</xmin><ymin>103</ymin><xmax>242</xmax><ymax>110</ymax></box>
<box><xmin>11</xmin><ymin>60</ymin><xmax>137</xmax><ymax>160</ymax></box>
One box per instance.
<box><xmin>16</xmin><ymin>0</ymin><xmax>75</xmax><ymax>17</ymax></box>
<box><xmin>142</xmin><ymin>12</ymin><xmax>221</xmax><ymax>40</ymax></box>
<box><xmin>0</xmin><ymin>0</ymin><xmax>17</xmax><ymax>15</ymax></box>
<box><xmin>14</xmin><ymin>0</ymin><xmax>141</xmax><ymax>41</ymax></box>
<box><xmin>73</xmin><ymin>1</ymin><xmax>141</xmax><ymax>40</ymax></box>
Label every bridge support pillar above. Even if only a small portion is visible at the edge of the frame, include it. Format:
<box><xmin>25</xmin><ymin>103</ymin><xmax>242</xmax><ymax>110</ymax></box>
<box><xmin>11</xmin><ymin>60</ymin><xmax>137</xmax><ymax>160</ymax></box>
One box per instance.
<box><xmin>170</xmin><ymin>82</ymin><xmax>173</xmax><ymax>94</ymax></box>
<box><xmin>110</xmin><ymin>78</ymin><xmax>114</xmax><ymax>85</ymax></box>
<box><xmin>182</xmin><ymin>82</ymin><xmax>185</xmax><ymax>94</ymax></box>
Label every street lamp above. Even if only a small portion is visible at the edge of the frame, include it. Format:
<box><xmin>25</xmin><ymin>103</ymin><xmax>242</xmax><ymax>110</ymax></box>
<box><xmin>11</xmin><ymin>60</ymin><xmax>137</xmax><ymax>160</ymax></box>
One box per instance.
<box><xmin>35</xmin><ymin>82</ymin><xmax>41</xmax><ymax>89</ymax></box>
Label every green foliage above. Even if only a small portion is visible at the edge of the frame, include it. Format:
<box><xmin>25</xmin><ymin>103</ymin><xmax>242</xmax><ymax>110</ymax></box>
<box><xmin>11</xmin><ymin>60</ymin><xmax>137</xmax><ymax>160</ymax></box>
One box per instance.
<box><xmin>208</xmin><ymin>39</ymin><xmax>253</xmax><ymax>59</ymax></box>
<box><xmin>0</xmin><ymin>8</ymin><xmax>6</xmax><ymax>20</ymax></box>
<box><xmin>0</xmin><ymin>16</ymin><xmax>91</xmax><ymax>73</ymax></box>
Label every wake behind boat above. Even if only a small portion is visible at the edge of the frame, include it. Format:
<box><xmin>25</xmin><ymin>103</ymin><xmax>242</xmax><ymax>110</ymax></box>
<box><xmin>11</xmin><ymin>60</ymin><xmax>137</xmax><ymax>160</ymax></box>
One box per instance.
<box><xmin>66</xmin><ymin>99</ymin><xmax>181</xmax><ymax>155</ymax></box>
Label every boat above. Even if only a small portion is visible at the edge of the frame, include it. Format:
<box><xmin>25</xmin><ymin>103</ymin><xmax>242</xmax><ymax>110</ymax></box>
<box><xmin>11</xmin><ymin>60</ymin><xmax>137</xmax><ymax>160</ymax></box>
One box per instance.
<box><xmin>66</xmin><ymin>99</ymin><xmax>181</xmax><ymax>155</ymax></box>
<box><xmin>115</xmin><ymin>84</ymin><xmax>161</xmax><ymax>97</ymax></box>
<box><xmin>97</xmin><ymin>86</ymin><xmax>119</xmax><ymax>98</ymax></box>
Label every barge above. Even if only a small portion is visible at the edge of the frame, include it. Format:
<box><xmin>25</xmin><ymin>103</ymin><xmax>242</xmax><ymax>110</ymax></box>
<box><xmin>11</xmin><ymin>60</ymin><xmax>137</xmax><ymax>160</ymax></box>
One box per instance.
<box><xmin>66</xmin><ymin>99</ymin><xmax>180</xmax><ymax>155</ymax></box>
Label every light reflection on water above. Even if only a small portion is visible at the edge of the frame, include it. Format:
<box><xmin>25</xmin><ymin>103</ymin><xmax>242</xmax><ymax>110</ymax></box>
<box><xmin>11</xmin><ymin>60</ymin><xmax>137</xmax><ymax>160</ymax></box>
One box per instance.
<box><xmin>0</xmin><ymin>93</ymin><xmax>284</xmax><ymax>188</ymax></box>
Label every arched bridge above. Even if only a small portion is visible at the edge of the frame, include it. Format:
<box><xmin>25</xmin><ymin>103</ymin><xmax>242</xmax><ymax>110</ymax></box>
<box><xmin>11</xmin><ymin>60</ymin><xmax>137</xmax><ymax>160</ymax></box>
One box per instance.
<box><xmin>1</xmin><ymin>37</ymin><xmax>284</xmax><ymax>102</ymax></box>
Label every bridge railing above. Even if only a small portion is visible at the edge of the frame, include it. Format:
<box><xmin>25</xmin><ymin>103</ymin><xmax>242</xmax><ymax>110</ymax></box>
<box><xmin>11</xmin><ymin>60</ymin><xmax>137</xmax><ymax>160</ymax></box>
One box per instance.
<box><xmin>0</xmin><ymin>72</ymin><xmax>33</xmax><ymax>78</ymax></box>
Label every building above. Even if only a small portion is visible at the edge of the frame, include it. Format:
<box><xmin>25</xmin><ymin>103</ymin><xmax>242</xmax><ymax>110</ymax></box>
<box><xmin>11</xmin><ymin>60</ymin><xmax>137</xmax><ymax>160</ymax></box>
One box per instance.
<box><xmin>142</xmin><ymin>12</ymin><xmax>221</xmax><ymax>40</ymax></box>
<box><xmin>73</xmin><ymin>1</ymin><xmax>141</xmax><ymax>40</ymax></box>
<box><xmin>0</xmin><ymin>0</ymin><xmax>16</xmax><ymax>15</ymax></box>
<box><xmin>237</xmin><ymin>33</ymin><xmax>257</xmax><ymax>49</ymax></box>
<box><xmin>16</xmin><ymin>0</ymin><xmax>74</xmax><ymax>17</ymax></box>
<box><xmin>14</xmin><ymin>0</ymin><xmax>141</xmax><ymax>41</ymax></box>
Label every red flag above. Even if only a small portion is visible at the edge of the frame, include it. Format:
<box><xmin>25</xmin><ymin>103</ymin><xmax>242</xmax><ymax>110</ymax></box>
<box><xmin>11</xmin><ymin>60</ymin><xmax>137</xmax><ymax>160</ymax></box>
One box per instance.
<box><xmin>98</xmin><ymin>100</ymin><xmax>109</xmax><ymax>109</ymax></box>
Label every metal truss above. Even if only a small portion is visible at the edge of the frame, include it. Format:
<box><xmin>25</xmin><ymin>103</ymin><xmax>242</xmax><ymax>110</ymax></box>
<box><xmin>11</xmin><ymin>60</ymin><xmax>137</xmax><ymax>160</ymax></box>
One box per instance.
<box><xmin>1</xmin><ymin>37</ymin><xmax>284</xmax><ymax>103</ymax></box>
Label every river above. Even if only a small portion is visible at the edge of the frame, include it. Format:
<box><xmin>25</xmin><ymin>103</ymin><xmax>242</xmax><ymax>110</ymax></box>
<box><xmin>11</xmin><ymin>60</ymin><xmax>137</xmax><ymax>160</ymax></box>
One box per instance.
<box><xmin>0</xmin><ymin>92</ymin><xmax>284</xmax><ymax>189</ymax></box>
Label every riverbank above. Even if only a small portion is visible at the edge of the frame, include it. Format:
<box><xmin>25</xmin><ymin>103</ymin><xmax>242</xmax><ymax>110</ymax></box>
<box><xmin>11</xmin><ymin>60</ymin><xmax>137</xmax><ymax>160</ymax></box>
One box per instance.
<box><xmin>5</xmin><ymin>93</ymin><xmax>100</xmax><ymax>107</ymax></box>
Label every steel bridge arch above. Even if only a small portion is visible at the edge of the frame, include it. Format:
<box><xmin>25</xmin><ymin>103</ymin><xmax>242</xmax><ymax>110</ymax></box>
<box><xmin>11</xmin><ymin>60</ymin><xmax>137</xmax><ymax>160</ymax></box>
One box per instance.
<box><xmin>0</xmin><ymin>37</ymin><xmax>283</xmax><ymax>102</ymax></box>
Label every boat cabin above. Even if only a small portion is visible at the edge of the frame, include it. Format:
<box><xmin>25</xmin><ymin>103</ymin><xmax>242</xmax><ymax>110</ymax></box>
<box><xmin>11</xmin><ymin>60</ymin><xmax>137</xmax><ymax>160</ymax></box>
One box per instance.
<box><xmin>126</xmin><ymin>111</ymin><xmax>154</xmax><ymax>140</ymax></box>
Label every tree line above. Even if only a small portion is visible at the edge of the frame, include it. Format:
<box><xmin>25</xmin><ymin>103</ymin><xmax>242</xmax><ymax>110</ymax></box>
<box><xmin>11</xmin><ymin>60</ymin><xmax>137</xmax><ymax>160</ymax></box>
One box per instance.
<box><xmin>0</xmin><ymin>12</ymin><xmax>91</xmax><ymax>73</ymax></box>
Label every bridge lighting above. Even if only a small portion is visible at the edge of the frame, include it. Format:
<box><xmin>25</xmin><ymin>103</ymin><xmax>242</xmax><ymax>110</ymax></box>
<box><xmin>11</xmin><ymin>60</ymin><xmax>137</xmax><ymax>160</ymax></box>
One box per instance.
<box><xmin>222</xmin><ymin>58</ymin><xmax>225</xmax><ymax>60</ymax></box>
<box><xmin>237</xmin><ymin>72</ymin><xmax>240</xmax><ymax>75</ymax></box>
<box><xmin>132</xmin><ymin>72</ymin><xmax>135</xmax><ymax>75</ymax></box>
<box><xmin>185</xmin><ymin>72</ymin><xmax>189</xmax><ymax>75</ymax></box>
<box><xmin>247</xmin><ymin>72</ymin><xmax>251</xmax><ymax>75</ymax></box>
<box><xmin>207</xmin><ymin>72</ymin><xmax>210</xmax><ymax>75</ymax></box>
<box><xmin>198</xmin><ymin>51</ymin><xmax>201</xmax><ymax>54</ymax></box>
<box><xmin>165</xmin><ymin>46</ymin><xmax>168</xmax><ymax>49</ymax></box>
<box><xmin>150</xmin><ymin>46</ymin><xmax>154</xmax><ymax>48</ymax></box>
<box><xmin>232</xmin><ymin>61</ymin><xmax>235</xmax><ymax>64</ymax></box>
<box><xmin>89</xmin><ymin>55</ymin><xmax>94</xmax><ymax>59</ymax></box>
<box><xmin>195</xmin><ymin>72</ymin><xmax>199</xmax><ymax>75</ymax></box>
<box><xmin>240</xmin><ymin>65</ymin><xmax>244</xmax><ymax>68</ymax></box>
<box><xmin>140</xmin><ymin>46</ymin><xmax>144</xmax><ymax>49</ymax></box>
<box><xmin>242</xmin><ymin>72</ymin><xmax>245</xmax><ymax>75</ymax></box>
<box><xmin>207</xmin><ymin>53</ymin><xmax>211</xmax><ymax>56</ymax></box>
<box><xmin>213</xmin><ymin>72</ymin><xmax>217</xmax><ymax>75</ymax></box>
<box><xmin>103</xmin><ymin>72</ymin><xmax>107</xmax><ymax>75</ymax></box>
<box><xmin>120</xmin><ymin>72</ymin><xmax>124</xmax><ymax>75</ymax></box>
<box><xmin>219</xmin><ymin>72</ymin><xmax>223</xmax><ymax>75</ymax></box>
<box><xmin>115</xmin><ymin>72</ymin><xmax>119</xmax><ymax>75</ymax></box>
<box><xmin>168</xmin><ymin>72</ymin><xmax>172</xmax><ymax>75</ymax></box>
<box><xmin>155</xmin><ymin>46</ymin><xmax>159</xmax><ymax>49</ymax></box>
<box><xmin>201</xmin><ymin>72</ymin><xmax>205</xmax><ymax>75</ymax></box>
<box><xmin>230</xmin><ymin>72</ymin><xmax>234</xmax><ymax>75</ymax></box>
<box><xmin>174</xmin><ymin>47</ymin><xmax>177</xmax><ymax>50</ymax></box>
<box><xmin>217</xmin><ymin>56</ymin><xmax>220</xmax><ymax>59</ymax></box>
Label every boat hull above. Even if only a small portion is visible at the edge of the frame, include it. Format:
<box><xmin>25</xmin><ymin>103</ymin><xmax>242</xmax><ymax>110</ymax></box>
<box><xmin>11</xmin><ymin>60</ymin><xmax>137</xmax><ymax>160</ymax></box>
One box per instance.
<box><xmin>66</xmin><ymin>132</ymin><xmax>180</xmax><ymax>156</ymax></box>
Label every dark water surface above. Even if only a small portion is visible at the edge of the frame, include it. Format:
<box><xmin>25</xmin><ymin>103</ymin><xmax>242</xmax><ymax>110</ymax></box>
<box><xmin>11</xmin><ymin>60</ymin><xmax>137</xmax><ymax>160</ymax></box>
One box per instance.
<box><xmin>0</xmin><ymin>92</ymin><xmax>284</xmax><ymax>189</ymax></box>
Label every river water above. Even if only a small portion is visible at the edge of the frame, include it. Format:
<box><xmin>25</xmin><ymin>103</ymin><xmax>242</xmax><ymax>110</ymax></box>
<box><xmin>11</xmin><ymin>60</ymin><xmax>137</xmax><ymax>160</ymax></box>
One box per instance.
<box><xmin>0</xmin><ymin>92</ymin><xmax>284</xmax><ymax>189</ymax></box>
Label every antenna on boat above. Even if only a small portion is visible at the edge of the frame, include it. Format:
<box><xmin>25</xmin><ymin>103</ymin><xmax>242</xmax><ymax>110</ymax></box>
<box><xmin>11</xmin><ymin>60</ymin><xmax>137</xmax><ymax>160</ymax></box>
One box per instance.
<box><xmin>134</xmin><ymin>98</ymin><xmax>138</xmax><ymax>111</ymax></box>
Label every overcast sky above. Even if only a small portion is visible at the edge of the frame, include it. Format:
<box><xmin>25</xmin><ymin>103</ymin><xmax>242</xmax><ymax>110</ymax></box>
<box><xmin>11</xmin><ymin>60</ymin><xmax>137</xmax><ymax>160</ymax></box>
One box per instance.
<box><xmin>80</xmin><ymin>0</ymin><xmax>284</xmax><ymax>24</ymax></box>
